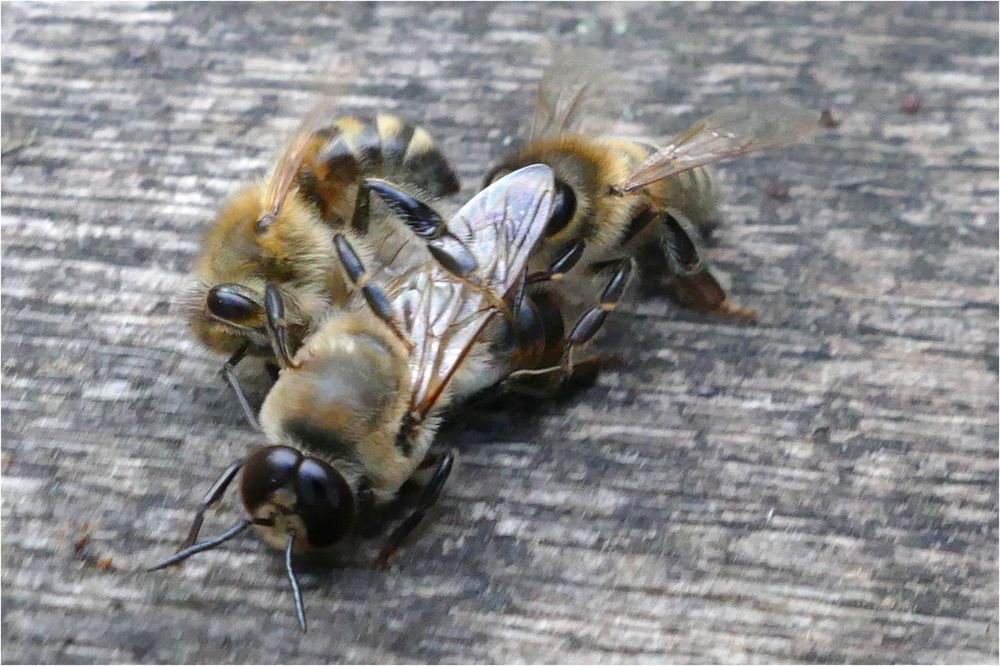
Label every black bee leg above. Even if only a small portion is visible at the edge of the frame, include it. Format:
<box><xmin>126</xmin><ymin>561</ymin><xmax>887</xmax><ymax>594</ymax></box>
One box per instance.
<box><xmin>220</xmin><ymin>343</ymin><xmax>260</xmax><ymax>431</ymax></box>
<box><xmin>350</xmin><ymin>181</ymin><xmax>371</xmax><ymax>235</ymax></box>
<box><xmin>173</xmin><ymin>457</ymin><xmax>246</xmax><ymax>552</ymax></box>
<box><xmin>264</xmin><ymin>284</ymin><xmax>299</xmax><ymax>369</ymax></box>
<box><xmin>526</xmin><ymin>239</ymin><xmax>586</xmax><ymax>285</ymax></box>
<box><xmin>333</xmin><ymin>234</ymin><xmax>409</xmax><ymax>345</ymax></box>
<box><xmin>506</xmin><ymin>258</ymin><xmax>634</xmax><ymax>386</ymax></box>
<box><xmin>265</xmin><ymin>362</ymin><xmax>281</xmax><ymax>382</ymax></box>
<box><xmin>375</xmin><ymin>450</ymin><xmax>455</xmax><ymax>569</ymax></box>
<box><xmin>564</xmin><ymin>258</ymin><xmax>634</xmax><ymax>371</ymax></box>
<box><xmin>366</xmin><ymin>178</ymin><xmax>445</xmax><ymax>236</ymax></box>
<box><xmin>365</xmin><ymin>178</ymin><xmax>479</xmax><ymax>279</ymax></box>
<box><xmin>661</xmin><ymin>214</ymin><xmax>756</xmax><ymax>320</ymax></box>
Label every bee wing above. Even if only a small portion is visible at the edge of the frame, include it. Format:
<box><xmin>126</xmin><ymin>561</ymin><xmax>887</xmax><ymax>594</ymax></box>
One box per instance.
<box><xmin>390</xmin><ymin>164</ymin><xmax>556</xmax><ymax>417</ymax></box>
<box><xmin>259</xmin><ymin>97</ymin><xmax>336</xmax><ymax>221</ymax></box>
<box><xmin>614</xmin><ymin>101</ymin><xmax>822</xmax><ymax>194</ymax></box>
<box><xmin>529</xmin><ymin>47</ymin><xmax>610</xmax><ymax>141</ymax></box>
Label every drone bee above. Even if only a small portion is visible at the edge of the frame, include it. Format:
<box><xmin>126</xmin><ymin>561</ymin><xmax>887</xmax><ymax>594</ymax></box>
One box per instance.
<box><xmin>150</xmin><ymin>165</ymin><xmax>559</xmax><ymax>632</ymax></box>
<box><xmin>483</xmin><ymin>52</ymin><xmax>822</xmax><ymax>336</ymax></box>
<box><xmin>186</xmin><ymin>105</ymin><xmax>460</xmax><ymax>425</ymax></box>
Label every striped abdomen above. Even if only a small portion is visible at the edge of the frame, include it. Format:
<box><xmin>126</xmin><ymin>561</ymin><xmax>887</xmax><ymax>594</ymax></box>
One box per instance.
<box><xmin>630</xmin><ymin>139</ymin><xmax>718</xmax><ymax>232</ymax></box>
<box><xmin>298</xmin><ymin>113</ymin><xmax>460</xmax><ymax>223</ymax></box>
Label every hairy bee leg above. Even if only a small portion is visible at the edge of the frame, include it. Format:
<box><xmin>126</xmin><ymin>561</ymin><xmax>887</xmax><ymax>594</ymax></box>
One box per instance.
<box><xmin>333</xmin><ymin>234</ymin><xmax>410</xmax><ymax>345</ymax></box>
<box><xmin>221</xmin><ymin>344</ymin><xmax>261</xmax><ymax>431</ymax></box>
<box><xmin>526</xmin><ymin>238</ymin><xmax>586</xmax><ymax>285</ymax></box>
<box><xmin>264</xmin><ymin>285</ymin><xmax>299</xmax><ymax>369</ymax></box>
<box><xmin>366</xmin><ymin>177</ymin><xmax>519</xmax><ymax>320</ymax></box>
<box><xmin>375</xmin><ymin>450</ymin><xmax>455</xmax><ymax>569</ymax></box>
<box><xmin>172</xmin><ymin>457</ymin><xmax>246</xmax><ymax>552</ymax></box>
<box><xmin>661</xmin><ymin>214</ymin><xmax>756</xmax><ymax>320</ymax></box>
<box><xmin>365</xmin><ymin>178</ymin><xmax>479</xmax><ymax>279</ymax></box>
<box><xmin>285</xmin><ymin>532</ymin><xmax>307</xmax><ymax>633</ymax></box>
<box><xmin>365</xmin><ymin>178</ymin><xmax>446</xmax><ymax>235</ymax></box>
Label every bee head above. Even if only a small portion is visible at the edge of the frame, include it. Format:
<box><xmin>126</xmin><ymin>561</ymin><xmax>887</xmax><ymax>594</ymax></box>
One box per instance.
<box><xmin>483</xmin><ymin>164</ymin><xmax>577</xmax><ymax>238</ymax></box>
<box><xmin>240</xmin><ymin>445</ymin><xmax>356</xmax><ymax>551</ymax></box>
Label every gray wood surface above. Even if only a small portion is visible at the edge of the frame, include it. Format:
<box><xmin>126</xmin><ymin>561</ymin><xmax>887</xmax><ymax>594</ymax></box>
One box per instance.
<box><xmin>2</xmin><ymin>2</ymin><xmax>997</xmax><ymax>663</ymax></box>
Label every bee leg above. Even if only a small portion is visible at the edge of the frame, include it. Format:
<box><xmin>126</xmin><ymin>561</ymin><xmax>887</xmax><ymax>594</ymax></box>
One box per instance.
<box><xmin>563</xmin><ymin>257</ymin><xmax>634</xmax><ymax>373</ymax></box>
<box><xmin>365</xmin><ymin>178</ymin><xmax>479</xmax><ymax>280</ymax></box>
<box><xmin>375</xmin><ymin>450</ymin><xmax>455</xmax><ymax>569</ymax></box>
<box><xmin>661</xmin><ymin>213</ymin><xmax>756</xmax><ymax>320</ymax></box>
<box><xmin>349</xmin><ymin>181</ymin><xmax>371</xmax><ymax>235</ymax></box>
<box><xmin>265</xmin><ymin>361</ymin><xmax>281</xmax><ymax>382</ymax></box>
<box><xmin>220</xmin><ymin>343</ymin><xmax>261</xmax><ymax>431</ymax></box>
<box><xmin>366</xmin><ymin>178</ymin><xmax>445</xmax><ymax>236</ymax></box>
<box><xmin>333</xmin><ymin>233</ymin><xmax>410</xmax><ymax>346</ymax></box>
<box><xmin>505</xmin><ymin>354</ymin><xmax>623</xmax><ymax>398</ymax></box>
<box><xmin>171</xmin><ymin>457</ymin><xmax>246</xmax><ymax>553</ymax></box>
<box><xmin>505</xmin><ymin>258</ymin><xmax>635</xmax><ymax>386</ymax></box>
<box><xmin>264</xmin><ymin>285</ymin><xmax>300</xmax><ymax>369</ymax></box>
<box><xmin>525</xmin><ymin>238</ymin><xmax>586</xmax><ymax>284</ymax></box>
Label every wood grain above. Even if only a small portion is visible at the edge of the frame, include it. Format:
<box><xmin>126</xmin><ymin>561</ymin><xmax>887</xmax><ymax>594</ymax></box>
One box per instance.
<box><xmin>2</xmin><ymin>2</ymin><xmax>997</xmax><ymax>663</ymax></box>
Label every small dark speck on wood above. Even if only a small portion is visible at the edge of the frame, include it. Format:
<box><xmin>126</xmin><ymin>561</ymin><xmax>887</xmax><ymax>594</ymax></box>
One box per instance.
<box><xmin>901</xmin><ymin>95</ymin><xmax>921</xmax><ymax>115</ymax></box>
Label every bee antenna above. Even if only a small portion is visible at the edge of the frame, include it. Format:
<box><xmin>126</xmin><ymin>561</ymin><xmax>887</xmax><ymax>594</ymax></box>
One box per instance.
<box><xmin>147</xmin><ymin>519</ymin><xmax>252</xmax><ymax>572</ymax></box>
<box><xmin>286</xmin><ymin>532</ymin><xmax>307</xmax><ymax>632</ymax></box>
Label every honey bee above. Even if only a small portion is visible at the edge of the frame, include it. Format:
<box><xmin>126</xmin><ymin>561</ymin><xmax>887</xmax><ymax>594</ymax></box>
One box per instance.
<box><xmin>186</xmin><ymin>103</ymin><xmax>460</xmax><ymax>425</ymax></box>
<box><xmin>150</xmin><ymin>164</ymin><xmax>558</xmax><ymax>632</ymax></box>
<box><xmin>482</xmin><ymin>52</ymin><xmax>823</xmax><ymax>386</ymax></box>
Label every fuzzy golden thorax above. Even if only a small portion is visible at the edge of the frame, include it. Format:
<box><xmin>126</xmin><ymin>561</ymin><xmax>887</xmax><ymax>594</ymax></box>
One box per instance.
<box><xmin>186</xmin><ymin>183</ymin><xmax>349</xmax><ymax>356</ymax></box>
<box><xmin>259</xmin><ymin>311</ymin><xmax>418</xmax><ymax>498</ymax></box>
<box><xmin>490</xmin><ymin>136</ymin><xmax>654</xmax><ymax>269</ymax></box>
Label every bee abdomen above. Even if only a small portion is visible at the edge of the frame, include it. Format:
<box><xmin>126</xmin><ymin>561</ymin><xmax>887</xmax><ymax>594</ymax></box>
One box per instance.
<box><xmin>375</xmin><ymin>113</ymin><xmax>460</xmax><ymax>196</ymax></box>
<box><xmin>663</xmin><ymin>165</ymin><xmax>718</xmax><ymax>231</ymax></box>
<box><xmin>314</xmin><ymin>114</ymin><xmax>459</xmax><ymax>198</ymax></box>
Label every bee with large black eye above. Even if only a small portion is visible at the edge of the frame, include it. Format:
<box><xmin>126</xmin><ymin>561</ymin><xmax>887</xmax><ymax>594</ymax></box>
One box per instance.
<box><xmin>481</xmin><ymin>51</ymin><xmax>822</xmax><ymax>389</ymax></box>
<box><xmin>186</xmin><ymin>102</ymin><xmax>460</xmax><ymax>426</ymax></box>
<box><xmin>149</xmin><ymin>165</ymin><xmax>557</xmax><ymax>632</ymax></box>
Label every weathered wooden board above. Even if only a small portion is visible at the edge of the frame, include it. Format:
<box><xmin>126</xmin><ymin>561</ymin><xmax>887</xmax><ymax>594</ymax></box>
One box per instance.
<box><xmin>2</xmin><ymin>2</ymin><xmax>997</xmax><ymax>663</ymax></box>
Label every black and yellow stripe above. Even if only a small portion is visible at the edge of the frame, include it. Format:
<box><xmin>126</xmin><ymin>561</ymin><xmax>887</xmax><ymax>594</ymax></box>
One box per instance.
<box><xmin>316</xmin><ymin>113</ymin><xmax>459</xmax><ymax>199</ymax></box>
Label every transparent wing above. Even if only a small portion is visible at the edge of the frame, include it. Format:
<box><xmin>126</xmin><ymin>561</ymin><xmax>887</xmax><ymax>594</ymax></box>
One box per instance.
<box><xmin>259</xmin><ymin>97</ymin><xmax>336</xmax><ymax>222</ymax></box>
<box><xmin>529</xmin><ymin>47</ymin><xmax>611</xmax><ymax>141</ymax></box>
<box><xmin>389</xmin><ymin>164</ymin><xmax>555</xmax><ymax>417</ymax></box>
<box><xmin>614</xmin><ymin>101</ymin><xmax>822</xmax><ymax>194</ymax></box>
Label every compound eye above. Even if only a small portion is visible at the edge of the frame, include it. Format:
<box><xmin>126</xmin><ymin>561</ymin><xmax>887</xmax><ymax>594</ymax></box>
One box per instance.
<box><xmin>240</xmin><ymin>446</ymin><xmax>303</xmax><ymax>511</ymax></box>
<box><xmin>544</xmin><ymin>179</ymin><xmax>577</xmax><ymax>237</ymax></box>
<box><xmin>294</xmin><ymin>458</ymin><xmax>355</xmax><ymax>548</ymax></box>
<box><xmin>207</xmin><ymin>284</ymin><xmax>262</xmax><ymax>324</ymax></box>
